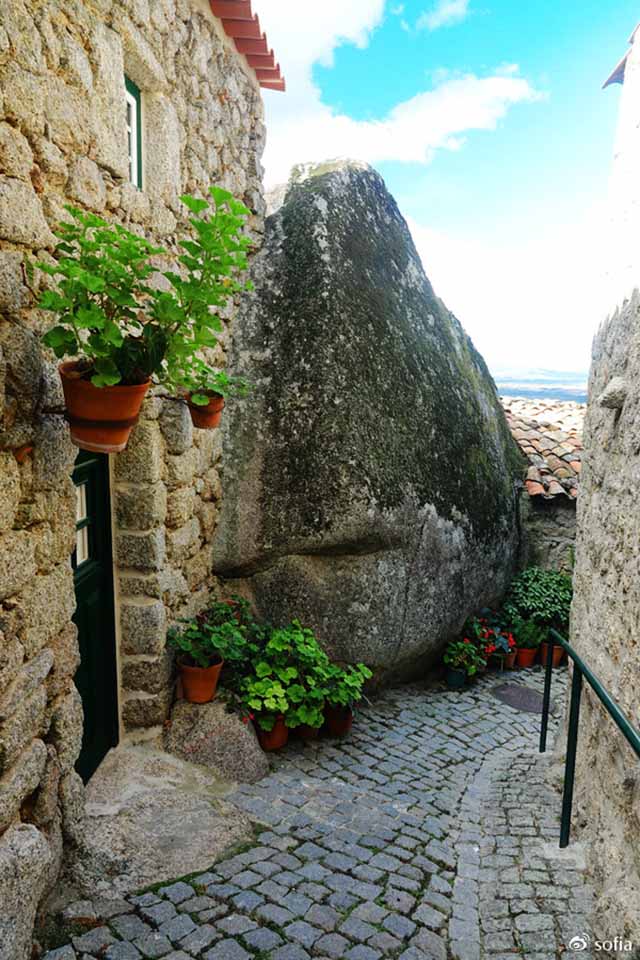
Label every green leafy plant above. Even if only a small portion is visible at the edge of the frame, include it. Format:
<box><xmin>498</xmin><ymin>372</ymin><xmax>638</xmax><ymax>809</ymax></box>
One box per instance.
<box><xmin>157</xmin><ymin>188</ymin><xmax>252</xmax><ymax>404</ymax></box>
<box><xmin>238</xmin><ymin>620</ymin><xmax>335</xmax><ymax>731</ymax></box>
<box><xmin>511</xmin><ymin>616</ymin><xmax>547</xmax><ymax>650</ymax></box>
<box><xmin>38</xmin><ymin>207</ymin><xmax>167</xmax><ymax>386</ymax></box>
<box><xmin>324</xmin><ymin>663</ymin><xmax>372</xmax><ymax>708</ymax></box>
<box><xmin>503</xmin><ymin>567</ymin><xmax>573</xmax><ymax>630</ymax></box>
<box><xmin>464</xmin><ymin>611</ymin><xmax>515</xmax><ymax>660</ymax></box>
<box><xmin>37</xmin><ymin>186</ymin><xmax>252</xmax><ymax>398</ymax></box>
<box><xmin>167</xmin><ymin>615</ymin><xmax>247</xmax><ymax>669</ymax></box>
<box><xmin>443</xmin><ymin>639</ymin><xmax>486</xmax><ymax>677</ymax></box>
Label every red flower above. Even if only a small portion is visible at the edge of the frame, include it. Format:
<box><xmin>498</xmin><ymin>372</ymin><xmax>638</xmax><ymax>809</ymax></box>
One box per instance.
<box><xmin>463</xmin><ymin>638</ymin><xmax>471</xmax><ymax>644</ymax></box>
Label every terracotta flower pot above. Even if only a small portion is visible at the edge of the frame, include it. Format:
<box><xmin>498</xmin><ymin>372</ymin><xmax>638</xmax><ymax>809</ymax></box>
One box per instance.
<box><xmin>540</xmin><ymin>642</ymin><xmax>564</xmax><ymax>668</ymax></box>
<box><xmin>187</xmin><ymin>393</ymin><xmax>225</xmax><ymax>429</ymax></box>
<box><xmin>178</xmin><ymin>658</ymin><xmax>223</xmax><ymax>704</ymax></box>
<box><xmin>504</xmin><ymin>651</ymin><xmax>517</xmax><ymax>670</ymax></box>
<box><xmin>515</xmin><ymin>647</ymin><xmax>538</xmax><ymax>669</ymax></box>
<box><xmin>60</xmin><ymin>361</ymin><xmax>150</xmax><ymax>453</ymax></box>
<box><xmin>256</xmin><ymin>715</ymin><xmax>288</xmax><ymax>751</ymax></box>
<box><xmin>325</xmin><ymin>704</ymin><xmax>353</xmax><ymax>737</ymax></box>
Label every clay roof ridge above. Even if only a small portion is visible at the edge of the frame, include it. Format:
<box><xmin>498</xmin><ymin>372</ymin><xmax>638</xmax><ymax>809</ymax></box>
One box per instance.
<box><xmin>210</xmin><ymin>0</ymin><xmax>286</xmax><ymax>91</ymax></box>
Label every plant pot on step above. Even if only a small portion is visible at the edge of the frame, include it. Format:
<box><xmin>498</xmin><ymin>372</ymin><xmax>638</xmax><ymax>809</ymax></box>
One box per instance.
<box><xmin>256</xmin><ymin>716</ymin><xmax>288</xmax><ymax>752</ymax></box>
<box><xmin>515</xmin><ymin>647</ymin><xmax>538</xmax><ymax>669</ymax></box>
<box><xmin>446</xmin><ymin>667</ymin><xmax>466</xmax><ymax>689</ymax></box>
<box><xmin>540</xmin><ymin>642</ymin><xmax>564</xmax><ymax>668</ymax></box>
<box><xmin>60</xmin><ymin>361</ymin><xmax>150</xmax><ymax>453</ymax></box>
<box><xmin>178</xmin><ymin>657</ymin><xmax>223</xmax><ymax>704</ymax></box>
<box><xmin>187</xmin><ymin>392</ymin><xmax>225</xmax><ymax>429</ymax></box>
<box><xmin>325</xmin><ymin>705</ymin><xmax>353</xmax><ymax>737</ymax></box>
<box><xmin>504</xmin><ymin>651</ymin><xmax>517</xmax><ymax>670</ymax></box>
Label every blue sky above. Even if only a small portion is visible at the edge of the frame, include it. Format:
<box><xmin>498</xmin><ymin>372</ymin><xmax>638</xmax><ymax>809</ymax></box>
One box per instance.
<box><xmin>257</xmin><ymin>1</ymin><xmax>638</xmax><ymax>375</ymax></box>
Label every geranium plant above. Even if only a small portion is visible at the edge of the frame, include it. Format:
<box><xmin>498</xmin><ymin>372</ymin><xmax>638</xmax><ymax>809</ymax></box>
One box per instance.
<box><xmin>324</xmin><ymin>663</ymin><xmax>372</xmax><ymax>708</ymax></box>
<box><xmin>443</xmin><ymin>639</ymin><xmax>486</xmax><ymax>677</ymax></box>
<box><xmin>35</xmin><ymin>186</ymin><xmax>253</xmax><ymax>451</ymax></box>
<box><xmin>167</xmin><ymin>616</ymin><xmax>247</xmax><ymax>668</ymax></box>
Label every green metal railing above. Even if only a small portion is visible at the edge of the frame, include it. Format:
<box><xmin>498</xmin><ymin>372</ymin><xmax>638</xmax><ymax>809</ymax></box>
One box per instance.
<box><xmin>539</xmin><ymin>628</ymin><xmax>640</xmax><ymax>848</ymax></box>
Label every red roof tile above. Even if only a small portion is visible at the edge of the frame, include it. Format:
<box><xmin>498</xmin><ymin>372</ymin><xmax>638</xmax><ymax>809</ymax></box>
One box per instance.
<box><xmin>210</xmin><ymin>0</ymin><xmax>286</xmax><ymax>91</ymax></box>
<box><xmin>501</xmin><ymin>397</ymin><xmax>585</xmax><ymax>502</ymax></box>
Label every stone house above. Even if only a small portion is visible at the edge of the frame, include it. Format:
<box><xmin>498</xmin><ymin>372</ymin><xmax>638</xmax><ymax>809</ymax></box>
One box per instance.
<box><xmin>501</xmin><ymin>396</ymin><xmax>584</xmax><ymax>573</ymax></box>
<box><xmin>0</xmin><ymin>2</ymin><xmax>281</xmax><ymax>955</ymax></box>
<box><xmin>568</xmin><ymin>22</ymin><xmax>640</xmax><ymax>940</ymax></box>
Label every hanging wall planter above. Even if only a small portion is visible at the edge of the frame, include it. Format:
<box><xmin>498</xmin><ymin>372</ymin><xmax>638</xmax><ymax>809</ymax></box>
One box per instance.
<box><xmin>187</xmin><ymin>392</ymin><xmax>225</xmax><ymax>429</ymax></box>
<box><xmin>38</xmin><ymin>188</ymin><xmax>253</xmax><ymax>454</ymax></box>
<box><xmin>60</xmin><ymin>362</ymin><xmax>150</xmax><ymax>454</ymax></box>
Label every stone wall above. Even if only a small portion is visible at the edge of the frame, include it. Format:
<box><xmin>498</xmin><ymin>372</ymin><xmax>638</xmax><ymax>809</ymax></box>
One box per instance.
<box><xmin>0</xmin><ymin>2</ymin><xmax>265</xmax><ymax>956</ymax></box>
<box><xmin>570</xmin><ymin>292</ymin><xmax>640</xmax><ymax>941</ymax></box>
<box><xmin>518</xmin><ymin>493</ymin><xmax>576</xmax><ymax>573</ymax></box>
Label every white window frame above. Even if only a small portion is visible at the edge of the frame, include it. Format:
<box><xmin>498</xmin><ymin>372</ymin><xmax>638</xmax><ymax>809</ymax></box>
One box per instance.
<box><xmin>125</xmin><ymin>78</ymin><xmax>142</xmax><ymax>189</ymax></box>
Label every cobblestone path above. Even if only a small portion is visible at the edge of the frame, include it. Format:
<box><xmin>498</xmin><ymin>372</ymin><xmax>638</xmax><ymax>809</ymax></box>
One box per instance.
<box><xmin>46</xmin><ymin>669</ymin><xmax>594</xmax><ymax>960</ymax></box>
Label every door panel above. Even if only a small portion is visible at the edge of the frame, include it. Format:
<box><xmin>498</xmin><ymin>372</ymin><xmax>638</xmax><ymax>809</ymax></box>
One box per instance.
<box><xmin>72</xmin><ymin>450</ymin><xmax>119</xmax><ymax>783</ymax></box>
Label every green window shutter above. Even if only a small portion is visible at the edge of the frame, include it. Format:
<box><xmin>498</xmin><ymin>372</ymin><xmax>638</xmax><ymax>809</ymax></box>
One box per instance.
<box><xmin>125</xmin><ymin>75</ymin><xmax>142</xmax><ymax>189</ymax></box>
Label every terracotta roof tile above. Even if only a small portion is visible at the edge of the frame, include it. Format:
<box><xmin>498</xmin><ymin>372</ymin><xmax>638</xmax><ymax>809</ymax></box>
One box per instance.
<box><xmin>210</xmin><ymin>1</ymin><xmax>286</xmax><ymax>91</ymax></box>
<box><xmin>501</xmin><ymin>396</ymin><xmax>586</xmax><ymax>501</ymax></box>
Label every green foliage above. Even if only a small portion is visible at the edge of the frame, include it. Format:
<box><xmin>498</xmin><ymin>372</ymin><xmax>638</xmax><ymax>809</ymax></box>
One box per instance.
<box><xmin>324</xmin><ymin>662</ymin><xmax>372</xmax><ymax>708</ymax></box>
<box><xmin>503</xmin><ymin>567</ymin><xmax>573</xmax><ymax>630</ymax></box>
<box><xmin>158</xmin><ymin>187</ymin><xmax>252</xmax><ymax>401</ymax></box>
<box><xmin>39</xmin><ymin>207</ymin><xmax>167</xmax><ymax>386</ymax></box>
<box><xmin>167</xmin><ymin>613</ymin><xmax>247</xmax><ymax>669</ymax></box>
<box><xmin>38</xmin><ymin>187</ymin><xmax>252</xmax><ymax>395</ymax></box>
<box><xmin>511</xmin><ymin>616</ymin><xmax>547</xmax><ymax>649</ymax></box>
<box><xmin>443</xmin><ymin>639</ymin><xmax>486</xmax><ymax>677</ymax></box>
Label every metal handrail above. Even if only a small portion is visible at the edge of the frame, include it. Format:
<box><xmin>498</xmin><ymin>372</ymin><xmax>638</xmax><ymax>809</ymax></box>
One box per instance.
<box><xmin>539</xmin><ymin>628</ymin><xmax>640</xmax><ymax>848</ymax></box>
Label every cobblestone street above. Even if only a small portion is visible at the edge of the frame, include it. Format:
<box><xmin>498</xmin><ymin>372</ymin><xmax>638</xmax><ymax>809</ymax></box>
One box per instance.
<box><xmin>46</xmin><ymin>669</ymin><xmax>594</xmax><ymax>960</ymax></box>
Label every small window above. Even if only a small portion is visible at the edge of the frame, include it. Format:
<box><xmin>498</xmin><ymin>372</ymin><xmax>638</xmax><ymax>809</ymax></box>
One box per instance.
<box><xmin>75</xmin><ymin>482</ymin><xmax>90</xmax><ymax>567</ymax></box>
<box><xmin>125</xmin><ymin>76</ymin><xmax>142</xmax><ymax>189</ymax></box>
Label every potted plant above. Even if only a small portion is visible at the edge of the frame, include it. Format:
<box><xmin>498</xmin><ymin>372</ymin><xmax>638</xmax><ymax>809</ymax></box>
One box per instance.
<box><xmin>323</xmin><ymin>663</ymin><xmax>372</xmax><ymax>736</ymax></box>
<box><xmin>512</xmin><ymin>618</ymin><xmax>545</xmax><ymax>668</ymax></box>
<box><xmin>503</xmin><ymin>567</ymin><xmax>572</xmax><ymax>666</ymax></box>
<box><xmin>37</xmin><ymin>187</ymin><xmax>252</xmax><ymax>451</ymax></box>
<box><xmin>168</xmin><ymin>616</ymin><xmax>247</xmax><ymax>704</ymax></box>
<box><xmin>443</xmin><ymin>639</ymin><xmax>485</xmax><ymax>688</ymax></box>
<box><xmin>540</xmin><ymin>634</ymin><xmax>564</xmax><ymax>668</ymax></box>
<box><xmin>240</xmin><ymin>671</ymin><xmax>297</xmax><ymax>751</ymax></box>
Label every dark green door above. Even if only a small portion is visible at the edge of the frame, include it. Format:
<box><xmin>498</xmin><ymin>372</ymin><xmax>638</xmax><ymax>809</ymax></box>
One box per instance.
<box><xmin>72</xmin><ymin>450</ymin><xmax>119</xmax><ymax>783</ymax></box>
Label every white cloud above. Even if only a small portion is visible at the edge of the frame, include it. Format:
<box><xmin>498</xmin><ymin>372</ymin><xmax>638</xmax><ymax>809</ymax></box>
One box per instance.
<box><xmin>416</xmin><ymin>0</ymin><xmax>470</xmax><ymax>31</ymax></box>
<box><xmin>256</xmin><ymin>1</ymin><xmax>539</xmax><ymax>186</ymax></box>
<box><xmin>406</xmin><ymin>209</ymin><xmax>608</xmax><ymax>372</ymax></box>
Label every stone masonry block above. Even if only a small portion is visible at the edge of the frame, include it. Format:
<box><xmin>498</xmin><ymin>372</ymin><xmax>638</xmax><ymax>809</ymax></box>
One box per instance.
<box><xmin>0</xmin><ymin>687</ymin><xmax>47</xmax><ymax>775</ymax></box>
<box><xmin>0</xmin><ymin>251</ymin><xmax>28</xmax><ymax>316</ymax></box>
<box><xmin>0</xmin><ymin>739</ymin><xmax>47</xmax><ymax>832</ymax></box>
<box><xmin>0</xmin><ymin>176</ymin><xmax>55</xmax><ymax>247</ymax></box>
<box><xmin>0</xmin><ymin>531</ymin><xmax>37</xmax><ymax>601</ymax></box>
<box><xmin>121</xmin><ymin>652</ymin><xmax>173</xmax><ymax>695</ymax></box>
<box><xmin>166</xmin><ymin>518</ymin><xmax>200</xmax><ymax>564</ymax></box>
<box><xmin>165</xmin><ymin>448</ymin><xmax>199</xmax><ymax>490</ymax></box>
<box><xmin>122</xmin><ymin>690</ymin><xmax>172</xmax><ymax>730</ymax></box>
<box><xmin>115</xmin><ymin>482</ymin><xmax>167</xmax><ymax>530</ymax></box>
<box><xmin>66</xmin><ymin>156</ymin><xmax>106</xmax><ymax>211</ymax></box>
<box><xmin>0</xmin><ymin>823</ymin><xmax>54</xmax><ymax>960</ymax></box>
<box><xmin>47</xmin><ymin>623</ymin><xmax>80</xmax><ymax>700</ymax></box>
<box><xmin>159</xmin><ymin>398</ymin><xmax>193</xmax><ymax>455</ymax></box>
<box><xmin>0</xmin><ymin>649</ymin><xmax>53</xmax><ymax>723</ymax></box>
<box><xmin>12</xmin><ymin>564</ymin><xmax>75</xmax><ymax>659</ymax></box>
<box><xmin>115</xmin><ymin>528</ymin><xmax>166</xmax><ymax>571</ymax></box>
<box><xmin>0</xmin><ymin>122</ymin><xmax>33</xmax><ymax>180</ymax></box>
<box><xmin>114</xmin><ymin>421</ymin><xmax>163</xmax><ymax>484</ymax></box>
<box><xmin>120</xmin><ymin>599</ymin><xmax>166</xmax><ymax>656</ymax></box>
<box><xmin>0</xmin><ymin>453</ymin><xmax>20</xmax><ymax>531</ymax></box>
<box><xmin>166</xmin><ymin>486</ymin><xmax>196</xmax><ymax>529</ymax></box>
<box><xmin>48</xmin><ymin>687</ymin><xmax>83</xmax><ymax>774</ymax></box>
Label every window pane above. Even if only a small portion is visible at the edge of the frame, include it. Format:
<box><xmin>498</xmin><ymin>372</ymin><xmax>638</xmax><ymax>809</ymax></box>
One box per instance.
<box><xmin>76</xmin><ymin>483</ymin><xmax>88</xmax><ymax>523</ymax></box>
<box><xmin>76</xmin><ymin>526</ymin><xmax>89</xmax><ymax>566</ymax></box>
